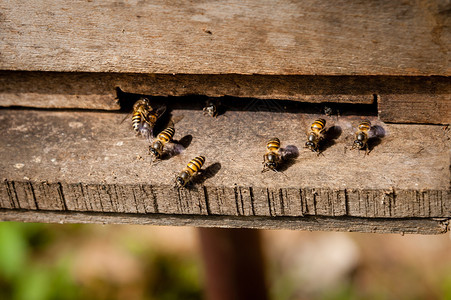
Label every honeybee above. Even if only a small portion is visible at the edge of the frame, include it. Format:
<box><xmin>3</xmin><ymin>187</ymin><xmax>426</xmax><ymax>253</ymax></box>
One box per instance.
<box><xmin>129</xmin><ymin>98</ymin><xmax>166</xmax><ymax>140</ymax></box>
<box><xmin>305</xmin><ymin>119</ymin><xmax>326</xmax><ymax>154</ymax></box>
<box><xmin>263</xmin><ymin>138</ymin><xmax>282</xmax><ymax>172</ymax></box>
<box><xmin>262</xmin><ymin>138</ymin><xmax>298</xmax><ymax>173</ymax></box>
<box><xmin>149</xmin><ymin>125</ymin><xmax>185</xmax><ymax>161</ymax></box>
<box><xmin>175</xmin><ymin>156</ymin><xmax>206</xmax><ymax>187</ymax></box>
<box><xmin>149</xmin><ymin>126</ymin><xmax>175</xmax><ymax>159</ymax></box>
<box><xmin>352</xmin><ymin>120</ymin><xmax>372</xmax><ymax>154</ymax></box>
<box><xmin>203</xmin><ymin>98</ymin><xmax>219</xmax><ymax>117</ymax></box>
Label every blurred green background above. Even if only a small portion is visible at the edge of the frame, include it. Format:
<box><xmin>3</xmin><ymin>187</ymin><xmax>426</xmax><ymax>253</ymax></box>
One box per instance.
<box><xmin>0</xmin><ymin>222</ymin><xmax>450</xmax><ymax>300</ymax></box>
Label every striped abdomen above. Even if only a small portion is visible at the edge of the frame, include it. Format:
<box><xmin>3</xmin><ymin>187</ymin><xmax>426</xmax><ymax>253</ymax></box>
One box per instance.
<box><xmin>310</xmin><ymin>119</ymin><xmax>326</xmax><ymax>133</ymax></box>
<box><xmin>266</xmin><ymin>138</ymin><xmax>280</xmax><ymax>152</ymax></box>
<box><xmin>358</xmin><ymin>120</ymin><xmax>371</xmax><ymax>132</ymax></box>
<box><xmin>132</xmin><ymin>111</ymin><xmax>142</xmax><ymax>132</ymax></box>
<box><xmin>176</xmin><ymin>156</ymin><xmax>205</xmax><ymax>187</ymax></box>
<box><xmin>157</xmin><ymin>126</ymin><xmax>175</xmax><ymax>144</ymax></box>
<box><xmin>185</xmin><ymin>156</ymin><xmax>205</xmax><ymax>175</ymax></box>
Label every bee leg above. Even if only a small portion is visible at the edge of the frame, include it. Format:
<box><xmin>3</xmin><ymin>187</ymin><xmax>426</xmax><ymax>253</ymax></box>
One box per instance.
<box><xmin>151</xmin><ymin>159</ymin><xmax>161</xmax><ymax>167</ymax></box>
<box><xmin>275</xmin><ymin>169</ymin><xmax>288</xmax><ymax>178</ymax></box>
<box><xmin>315</xmin><ymin>148</ymin><xmax>321</xmax><ymax>156</ymax></box>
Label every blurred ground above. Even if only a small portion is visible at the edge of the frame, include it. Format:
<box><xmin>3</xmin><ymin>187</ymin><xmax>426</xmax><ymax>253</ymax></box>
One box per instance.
<box><xmin>0</xmin><ymin>222</ymin><xmax>450</xmax><ymax>300</ymax></box>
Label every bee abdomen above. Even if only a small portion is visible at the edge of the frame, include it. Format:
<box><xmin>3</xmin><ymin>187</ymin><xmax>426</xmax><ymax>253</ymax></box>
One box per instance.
<box><xmin>311</xmin><ymin>119</ymin><xmax>326</xmax><ymax>132</ymax></box>
<box><xmin>358</xmin><ymin>120</ymin><xmax>371</xmax><ymax>131</ymax></box>
<box><xmin>186</xmin><ymin>156</ymin><xmax>205</xmax><ymax>173</ymax></box>
<box><xmin>157</xmin><ymin>126</ymin><xmax>175</xmax><ymax>143</ymax></box>
<box><xmin>266</xmin><ymin>138</ymin><xmax>281</xmax><ymax>151</ymax></box>
<box><xmin>132</xmin><ymin>112</ymin><xmax>141</xmax><ymax>132</ymax></box>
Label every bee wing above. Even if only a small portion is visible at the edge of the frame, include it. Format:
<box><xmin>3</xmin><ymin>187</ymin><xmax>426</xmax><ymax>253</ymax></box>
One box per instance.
<box><xmin>139</xmin><ymin>122</ymin><xmax>153</xmax><ymax>141</ymax></box>
<box><xmin>369</xmin><ymin>125</ymin><xmax>386</xmax><ymax>138</ymax></box>
<box><xmin>279</xmin><ymin>145</ymin><xmax>299</xmax><ymax>160</ymax></box>
<box><xmin>155</xmin><ymin>105</ymin><xmax>167</xmax><ymax>119</ymax></box>
<box><xmin>165</xmin><ymin>141</ymin><xmax>185</xmax><ymax>157</ymax></box>
<box><xmin>119</xmin><ymin>111</ymin><xmax>133</xmax><ymax>124</ymax></box>
<box><xmin>169</xmin><ymin>115</ymin><xmax>185</xmax><ymax>126</ymax></box>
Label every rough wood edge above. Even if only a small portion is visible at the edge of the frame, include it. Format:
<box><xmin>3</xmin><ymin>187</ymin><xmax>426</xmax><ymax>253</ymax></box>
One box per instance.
<box><xmin>1</xmin><ymin>181</ymin><xmax>449</xmax><ymax>219</ymax></box>
<box><xmin>0</xmin><ymin>209</ymin><xmax>448</xmax><ymax>235</ymax></box>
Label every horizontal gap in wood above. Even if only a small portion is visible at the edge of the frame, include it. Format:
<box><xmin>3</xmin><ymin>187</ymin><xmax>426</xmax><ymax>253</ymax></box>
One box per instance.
<box><xmin>1</xmin><ymin>72</ymin><xmax>449</xmax><ymax>124</ymax></box>
<box><xmin>0</xmin><ymin>209</ymin><xmax>448</xmax><ymax>235</ymax></box>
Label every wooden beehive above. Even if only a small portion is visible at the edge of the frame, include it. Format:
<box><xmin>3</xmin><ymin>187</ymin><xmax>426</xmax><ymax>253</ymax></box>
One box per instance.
<box><xmin>0</xmin><ymin>0</ymin><xmax>449</xmax><ymax>234</ymax></box>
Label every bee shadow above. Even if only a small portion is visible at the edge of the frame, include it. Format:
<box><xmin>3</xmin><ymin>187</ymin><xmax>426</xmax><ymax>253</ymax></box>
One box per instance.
<box><xmin>367</xmin><ymin>125</ymin><xmax>386</xmax><ymax>152</ymax></box>
<box><xmin>191</xmin><ymin>162</ymin><xmax>222</xmax><ymax>185</ymax></box>
<box><xmin>278</xmin><ymin>145</ymin><xmax>299</xmax><ymax>172</ymax></box>
<box><xmin>176</xmin><ymin>135</ymin><xmax>193</xmax><ymax>149</ymax></box>
<box><xmin>321</xmin><ymin>125</ymin><xmax>342</xmax><ymax>152</ymax></box>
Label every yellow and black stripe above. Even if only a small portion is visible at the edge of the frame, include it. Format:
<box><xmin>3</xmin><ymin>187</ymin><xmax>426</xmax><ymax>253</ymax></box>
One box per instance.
<box><xmin>310</xmin><ymin>119</ymin><xmax>326</xmax><ymax>132</ymax></box>
<box><xmin>132</xmin><ymin>112</ymin><xmax>142</xmax><ymax>132</ymax></box>
<box><xmin>185</xmin><ymin>156</ymin><xmax>206</xmax><ymax>175</ymax></box>
<box><xmin>266</xmin><ymin>138</ymin><xmax>281</xmax><ymax>152</ymax></box>
<box><xmin>157</xmin><ymin>126</ymin><xmax>175</xmax><ymax>143</ymax></box>
<box><xmin>358</xmin><ymin>120</ymin><xmax>371</xmax><ymax>132</ymax></box>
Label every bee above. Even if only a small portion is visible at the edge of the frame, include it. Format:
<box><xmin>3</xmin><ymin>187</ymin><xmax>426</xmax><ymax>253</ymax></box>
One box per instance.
<box><xmin>203</xmin><ymin>98</ymin><xmax>219</xmax><ymax>118</ymax></box>
<box><xmin>128</xmin><ymin>98</ymin><xmax>166</xmax><ymax>139</ymax></box>
<box><xmin>352</xmin><ymin>120</ymin><xmax>372</xmax><ymax>154</ymax></box>
<box><xmin>262</xmin><ymin>138</ymin><xmax>298</xmax><ymax>173</ymax></box>
<box><xmin>149</xmin><ymin>126</ymin><xmax>175</xmax><ymax>159</ymax></box>
<box><xmin>305</xmin><ymin>119</ymin><xmax>326</xmax><ymax>154</ymax></box>
<box><xmin>263</xmin><ymin>138</ymin><xmax>282</xmax><ymax>172</ymax></box>
<box><xmin>175</xmin><ymin>156</ymin><xmax>206</xmax><ymax>187</ymax></box>
<box><xmin>149</xmin><ymin>126</ymin><xmax>185</xmax><ymax>161</ymax></box>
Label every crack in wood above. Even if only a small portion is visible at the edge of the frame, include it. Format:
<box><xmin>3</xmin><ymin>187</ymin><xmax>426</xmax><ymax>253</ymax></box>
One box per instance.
<box><xmin>27</xmin><ymin>182</ymin><xmax>39</xmax><ymax>210</ymax></box>
<box><xmin>240</xmin><ymin>187</ymin><xmax>246</xmax><ymax>216</ymax></box>
<box><xmin>57</xmin><ymin>182</ymin><xmax>68</xmax><ymax>211</ymax></box>
<box><xmin>233</xmin><ymin>186</ymin><xmax>241</xmax><ymax>216</ymax></box>
<box><xmin>248</xmin><ymin>187</ymin><xmax>256</xmax><ymax>216</ymax></box>
<box><xmin>300</xmin><ymin>188</ymin><xmax>307</xmax><ymax>214</ymax></box>
<box><xmin>8</xmin><ymin>181</ymin><xmax>21</xmax><ymax>209</ymax></box>
<box><xmin>130</xmin><ymin>186</ymin><xmax>140</xmax><ymax>214</ymax></box>
<box><xmin>266</xmin><ymin>188</ymin><xmax>272</xmax><ymax>217</ymax></box>
<box><xmin>279</xmin><ymin>188</ymin><xmax>285</xmax><ymax>216</ymax></box>
<box><xmin>312</xmin><ymin>189</ymin><xmax>318</xmax><ymax>215</ymax></box>
<box><xmin>203</xmin><ymin>186</ymin><xmax>211</xmax><ymax>215</ymax></box>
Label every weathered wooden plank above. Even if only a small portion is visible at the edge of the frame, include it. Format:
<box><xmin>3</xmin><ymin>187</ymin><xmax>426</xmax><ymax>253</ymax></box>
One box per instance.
<box><xmin>0</xmin><ymin>1</ymin><xmax>449</xmax><ymax>76</ymax></box>
<box><xmin>378</xmin><ymin>94</ymin><xmax>451</xmax><ymax>124</ymax></box>
<box><xmin>0</xmin><ymin>210</ymin><xmax>448</xmax><ymax>235</ymax></box>
<box><xmin>0</xmin><ymin>109</ymin><xmax>449</xmax><ymax>225</ymax></box>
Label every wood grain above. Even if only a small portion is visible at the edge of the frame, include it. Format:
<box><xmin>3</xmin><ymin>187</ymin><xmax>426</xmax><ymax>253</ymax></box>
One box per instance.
<box><xmin>0</xmin><ymin>109</ymin><xmax>449</xmax><ymax>229</ymax></box>
<box><xmin>0</xmin><ymin>0</ymin><xmax>449</xmax><ymax>76</ymax></box>
<box><xmin>378</xmin><ymin>94</ymin><xmax>451</xmax><ymax>124</ymax></box>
